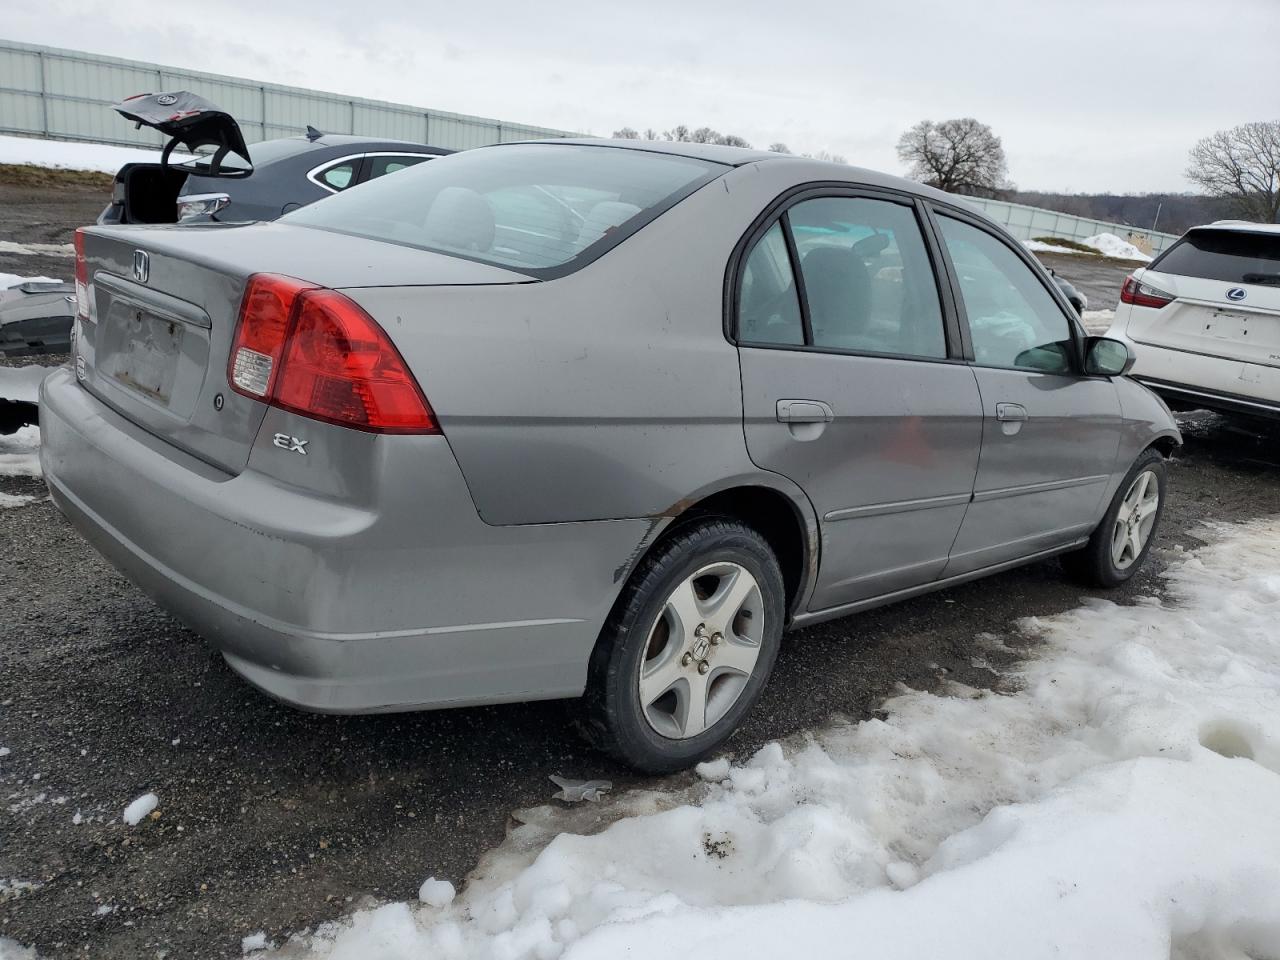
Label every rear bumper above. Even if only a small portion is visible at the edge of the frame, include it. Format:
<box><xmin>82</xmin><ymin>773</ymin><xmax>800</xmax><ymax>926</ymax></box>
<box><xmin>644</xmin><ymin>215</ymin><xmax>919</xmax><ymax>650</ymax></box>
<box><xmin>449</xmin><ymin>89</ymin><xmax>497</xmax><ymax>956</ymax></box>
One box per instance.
<box><xmin>1133</xmin><ymin>377</ymin><xmax>1280</xmax><ymax>421</ymax></box>
<box><xmin>1116</xmin><ymin>333</ymin><xmax>1280</xmax><ymax>420</ymax></box>
<box><xmin>39</xmin><ymin>367</ymin><xmax>656</xmax><ymax>712</ymax></box>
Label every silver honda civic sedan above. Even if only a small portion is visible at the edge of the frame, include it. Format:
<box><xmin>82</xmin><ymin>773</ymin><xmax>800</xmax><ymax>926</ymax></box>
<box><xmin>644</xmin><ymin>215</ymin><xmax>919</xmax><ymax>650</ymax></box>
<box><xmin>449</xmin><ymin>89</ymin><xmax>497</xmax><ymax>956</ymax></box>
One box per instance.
<box><xmin>41</xmin><ymin>140</ymin><xmax>1180</xmax><ymax>771</ymax></box>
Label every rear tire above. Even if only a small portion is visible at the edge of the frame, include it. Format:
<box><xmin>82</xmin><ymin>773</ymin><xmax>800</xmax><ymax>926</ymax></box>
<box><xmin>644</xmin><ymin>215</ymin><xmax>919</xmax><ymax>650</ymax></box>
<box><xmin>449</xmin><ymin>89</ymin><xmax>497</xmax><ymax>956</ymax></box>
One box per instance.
<box><xmin>1061</xmin><ymin>448</ymin><xmax>1166</xmax><ymax>588</ymax></box>
<box><xmin>582</xmin><ymin>518</ymin><xmax>785</xmax><ymax>773</ymax></box>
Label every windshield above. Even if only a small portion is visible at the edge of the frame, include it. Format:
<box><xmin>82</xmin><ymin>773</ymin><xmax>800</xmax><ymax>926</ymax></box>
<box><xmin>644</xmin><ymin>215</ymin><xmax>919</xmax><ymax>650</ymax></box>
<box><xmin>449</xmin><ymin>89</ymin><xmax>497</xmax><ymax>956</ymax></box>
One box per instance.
<box><xmin>1151</xmin><ymin>229</ymin><xmax>1280</xmax><ymax>284</ymax></box>
<box><xmin>283</xmin><ymin>143</ymin><xmax>726</xmax><ymax>276</ymax></box>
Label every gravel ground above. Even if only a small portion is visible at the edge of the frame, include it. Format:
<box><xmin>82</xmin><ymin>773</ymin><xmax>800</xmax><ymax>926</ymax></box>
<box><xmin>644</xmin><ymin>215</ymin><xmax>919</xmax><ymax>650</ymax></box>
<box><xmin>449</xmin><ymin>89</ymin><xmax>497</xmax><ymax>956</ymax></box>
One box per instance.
<box><xmin>4</xmin><ymin>409</ymin><xmax>1279</xmax><ymax>958</ymax></box>
<box><xmin>2</xmin><ymin>180</ymin><xmax>1271</xmax><ymax>958</ymax></box>
<box><xmin>1035</xmin><ymin>250</ymin><xmax>1137</xmax><ymax>310</ymax></box>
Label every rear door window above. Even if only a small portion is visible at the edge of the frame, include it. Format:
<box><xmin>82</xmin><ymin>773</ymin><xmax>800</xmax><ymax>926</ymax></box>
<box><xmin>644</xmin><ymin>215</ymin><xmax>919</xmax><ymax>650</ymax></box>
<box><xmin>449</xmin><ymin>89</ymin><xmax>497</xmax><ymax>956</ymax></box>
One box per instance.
<box><xmin>788</xmin><ymin>196</ymin><xmax>947</xmax><ymax>358</ymax></box>
<box><xmin>1150</xmin><ymin>229</ymin><xmax>1280</xmax><ymax>285</ymax></box>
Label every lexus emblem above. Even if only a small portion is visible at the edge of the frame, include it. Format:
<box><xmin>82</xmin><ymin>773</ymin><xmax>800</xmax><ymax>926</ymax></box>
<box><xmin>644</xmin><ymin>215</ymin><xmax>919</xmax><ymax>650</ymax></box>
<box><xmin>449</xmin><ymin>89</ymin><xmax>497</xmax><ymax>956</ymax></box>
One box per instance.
<box><xmin>132</xmin><ymin>250</ymin><xmax>149</xmax><ymax>284</ymax></box>
<box><xmin>1226</xmin><ymin>287</ymin><xmax>1247</xmax><ymax>301</ymax></box>
<box><xmin>156</xmin><ymin>94</ymin><xmax>178</xmax><ymax>105</ymax></box>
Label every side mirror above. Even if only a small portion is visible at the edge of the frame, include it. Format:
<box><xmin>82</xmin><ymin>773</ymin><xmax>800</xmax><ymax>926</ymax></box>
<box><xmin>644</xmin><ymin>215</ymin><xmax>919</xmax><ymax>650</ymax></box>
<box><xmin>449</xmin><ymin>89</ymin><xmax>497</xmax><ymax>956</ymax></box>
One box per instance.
<box><xmin>1084</xmin><ymin>337</ymin><xmax>1135</xmax><ymax>377</ymax></box>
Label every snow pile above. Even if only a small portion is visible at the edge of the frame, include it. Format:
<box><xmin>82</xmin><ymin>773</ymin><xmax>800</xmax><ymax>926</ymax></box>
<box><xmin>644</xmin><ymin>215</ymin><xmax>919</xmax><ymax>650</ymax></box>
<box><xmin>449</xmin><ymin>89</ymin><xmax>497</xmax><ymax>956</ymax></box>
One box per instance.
<box><xmin>0</xmin><ymin>241</ymin><xmax>74</xmax><ymax>259</ymax></box>
<box><xmin>418</xmin><ymin>878</ymin><xmax>456</xmax><ymax>907</ymax></box>
<box><xmin>1081</xmin><ymin>308</ymin><xmax>1115</xmax><ymax>334</ymax></box>
<box><xmin>242</xmin><ymin>932</ymin><xmax>270</xmax><ymax>954</ymax></box>
<box><xmin>122</xmin><ymin>792</ymin><xmax>158</xmax><ymax>826</ymax></box>
<box><xmin>0</xmin><ymin>134</ymin><xmax>181</xmax><ymax>175</ymax></box>
<box><xmin>1082</xmin><ymin>232</ymin><xmax>1153</xmax><ymax>262</ymax></box>
<box><xmin>0</xmin><ymin>492</ymin><xmax>35</xmax><ymax>510</ymax></box>
<box><xmin>284</xmin><ymin>521</ymin><xmax>1280</xmax><ymax>960</ymax></box>
<box><xmin>1</xmin><ymin>273</ymin><xmax>61</xmax><ymax>290</ymax></box>
<box><xmin>1023</xmin><ymin>238</ymin><xmax>1082</xmax><ymax>255</ymax></box>
<box><xmin>0</xmin><ymin>426</ymin><xmax>41</xmax><ymax>478</ymax></box>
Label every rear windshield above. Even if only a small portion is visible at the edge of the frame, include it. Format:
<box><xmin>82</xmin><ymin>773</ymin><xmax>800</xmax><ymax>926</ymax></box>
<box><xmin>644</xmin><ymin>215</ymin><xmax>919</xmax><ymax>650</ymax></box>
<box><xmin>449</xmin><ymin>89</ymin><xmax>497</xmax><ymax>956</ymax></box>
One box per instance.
<box><xmin>1151</xmin><ymin>229</ymin><xmax>1280</xmax><ymax>285</ymax></box>
<box><xmin>180</xmin><ymin>137</ymin><xmax>312</xmax><ymax>173</ymax></box>
<box><xmin>282</xmin><ymin>143</ymin><xmax>726</xmax><ymax>277</ymax></box>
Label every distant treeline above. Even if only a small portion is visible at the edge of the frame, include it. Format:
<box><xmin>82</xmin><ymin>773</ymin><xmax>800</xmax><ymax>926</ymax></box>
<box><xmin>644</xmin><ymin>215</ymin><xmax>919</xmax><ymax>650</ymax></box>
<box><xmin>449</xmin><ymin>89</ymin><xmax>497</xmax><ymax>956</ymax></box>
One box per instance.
<box><xmin>999</xmin><ymin>191</ymin><xmax>1234</xmax><ymax>237</ymax></box>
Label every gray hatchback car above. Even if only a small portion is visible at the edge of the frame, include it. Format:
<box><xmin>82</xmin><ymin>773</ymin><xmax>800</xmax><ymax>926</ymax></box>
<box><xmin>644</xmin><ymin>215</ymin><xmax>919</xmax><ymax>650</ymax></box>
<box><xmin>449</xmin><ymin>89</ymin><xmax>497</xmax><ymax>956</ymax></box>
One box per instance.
<box><xmin>42</xmin><ymin>140</ymin><xmax>1180</xmax><ymax>771</ymax></box>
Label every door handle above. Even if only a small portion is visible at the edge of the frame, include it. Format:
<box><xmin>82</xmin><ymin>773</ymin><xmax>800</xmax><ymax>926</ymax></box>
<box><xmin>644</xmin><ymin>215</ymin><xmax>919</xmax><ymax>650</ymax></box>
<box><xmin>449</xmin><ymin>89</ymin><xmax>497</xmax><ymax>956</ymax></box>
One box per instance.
<box><xmin>995</xmin><ymin>402</ymin><xmax>1028</xmax><ymax>422</ymax></box>
<box><xmin>776</xmin><ymin>399</ymin><xmax>834</xmax><ymax>423</ymax></box>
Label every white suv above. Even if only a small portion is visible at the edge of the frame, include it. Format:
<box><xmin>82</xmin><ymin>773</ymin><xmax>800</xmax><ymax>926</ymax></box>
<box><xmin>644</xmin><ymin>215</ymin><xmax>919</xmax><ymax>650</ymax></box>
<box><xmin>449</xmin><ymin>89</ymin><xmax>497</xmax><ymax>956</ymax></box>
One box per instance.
<box><xmin>1109</xmin><ymin>221</ymin><xmax>1280</xmax><ymax>420</ymax></box>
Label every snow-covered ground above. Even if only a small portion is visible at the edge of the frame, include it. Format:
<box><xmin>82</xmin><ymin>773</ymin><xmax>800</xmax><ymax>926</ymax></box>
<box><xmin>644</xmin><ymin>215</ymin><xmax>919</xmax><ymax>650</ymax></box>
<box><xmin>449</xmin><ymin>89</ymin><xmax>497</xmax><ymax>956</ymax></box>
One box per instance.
<box><xmin>1025</xmin><ymin>233</ymin><xmax>1154</xmax><ymax>262</ymax></box>
<box><xmin>237</xmin><ymin>520</ymin><xmax>1280</xmax><ymax>960</ymax></box>
<box><xmin>1081</xmin><ymin>308</ymin><xmax>1115</xmax><ymax>334</ymax></box>
<box><xmin>0</xmin><ymin>133</ymin><xmax>178</xmax><ymax>174</ymax></box>
<box><xmin>0</xmin><ymin>366</ymin><xmax>52</xmax><ymax>405</ymax></box>
<box><xmin>0</xmin><ymin>241</ymin><xmax>74</xmax><ymax>259</ymax></box>
<box><xmin>0</xmin><ymin>426</ymin><xmax>41</xmax><ymax>479</ymax></box>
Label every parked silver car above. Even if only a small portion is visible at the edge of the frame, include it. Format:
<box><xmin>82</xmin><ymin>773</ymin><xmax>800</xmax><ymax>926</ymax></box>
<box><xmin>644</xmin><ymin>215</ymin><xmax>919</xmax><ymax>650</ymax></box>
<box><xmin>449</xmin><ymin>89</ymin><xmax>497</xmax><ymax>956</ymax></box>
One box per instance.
<box><xmin>41</xmin><ymin>140</ymin><xmax>1180</xmax><ymax>771</ymax></box>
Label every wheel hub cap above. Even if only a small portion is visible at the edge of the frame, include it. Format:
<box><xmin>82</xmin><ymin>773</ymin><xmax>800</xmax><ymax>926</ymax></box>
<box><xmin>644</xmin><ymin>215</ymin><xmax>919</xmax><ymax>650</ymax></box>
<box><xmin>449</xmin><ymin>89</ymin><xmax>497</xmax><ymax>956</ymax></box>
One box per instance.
<box><xmin>637</xmin><ymin>562</ymin><xmax>765</xmax><ymax>740</ymax></box>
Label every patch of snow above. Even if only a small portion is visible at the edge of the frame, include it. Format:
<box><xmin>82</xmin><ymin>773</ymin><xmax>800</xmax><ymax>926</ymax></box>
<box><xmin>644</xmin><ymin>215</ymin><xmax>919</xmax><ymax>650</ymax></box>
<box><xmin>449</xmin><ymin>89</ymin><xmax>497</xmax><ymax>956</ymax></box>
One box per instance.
<box><xmin>0</xmin><ymin>937</ymin><xmax>38</xmax><ymax>960</ymax></box>
<box><xmin>1023</xmin><ymin>239</ymin><xmax>1084</xmax><ymax>255</ymax></box>
<box><xmin>1080</xmin><ymin>308</ymin><xmax>1115</xmax><ymax>335</ymax></box>
<box><xmin>695</xmin><ymin>758</ymin><xmax>730</xmax><ymax>782</ymax></box>
<box><xmin>0</xmin><ymin>241</ymin><xmax>74</xmax><ymax>259</ymax></box>
<box><xmin>72</xmin><ymin>811</ymin><xmax>83</xmax><ymax>825</ymax></box>
<box><xmin>122</xmin><ymin>792</ymin><xmax>158</xmax><ymax>826</ymax></box>
<box><xmin>285</xmin><ymin>520</ymin><xmax>1280</xmax><ymax>960</ymax></box>
<box><xmin>0</xmin><ymin>426</ymin><xmax>41</xmax><ymax>479</ymax></box>
<box><xmin>242</xmin><ymin>932</ymin><xmax>270</xmax><ymax>954</ymax></box>
<box><xmin>0</xmin><ymin>747</ymin><xmax>9</xmax><ymax>757</ymax></box>
<box><xmin>0</xmin><ymin>134</ymin><xmax>187</xmax><ymax>175</ymax></box>
<box><xmin>1082</xmin><ymin>232</ymin><xmax>1153</xmax><ymax>262</ymax></box>
<box><xmin>417</xmin><ymin>877</ymin><xmax>456</xmax><ymax>908</ymax></box>
<box><xmin>0</xmin><ymin>366</ymin><xmax>55</xmax><ymax>404</ymax></box>
<box><xmin>0</xmin><ymin>273</ymin><xmax>61</xmax><ymax>290</ymax></box>
<box><xmin>92</xmin><ymin>904</ymin><xmax>112</xmax><ymax>917</ymax></box>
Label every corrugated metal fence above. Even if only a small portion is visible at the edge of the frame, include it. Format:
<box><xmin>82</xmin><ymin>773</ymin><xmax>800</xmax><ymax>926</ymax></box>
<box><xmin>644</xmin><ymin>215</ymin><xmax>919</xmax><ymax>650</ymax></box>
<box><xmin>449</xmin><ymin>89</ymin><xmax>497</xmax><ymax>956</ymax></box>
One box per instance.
<box><xmin>961</xmin><ymin>196</ymin><xmax>1180</xmax><ymax>256</ymax></box>
<box><xmin>0</xmin><ymin>39</ymin><xmax>575</xmax><ymax>152</ymax></box>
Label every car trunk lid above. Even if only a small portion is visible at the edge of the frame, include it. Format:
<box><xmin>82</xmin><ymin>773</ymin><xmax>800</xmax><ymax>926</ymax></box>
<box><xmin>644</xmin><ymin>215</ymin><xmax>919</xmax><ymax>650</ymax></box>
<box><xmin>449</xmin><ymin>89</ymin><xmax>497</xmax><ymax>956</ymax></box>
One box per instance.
<box><xmin>76</xmin><ymin>223</ymin><xmax>529</xmax><ymax>474</ymax></box>
<box><xmin>1131</xmin><ymin>269</ymin><xmax>1280</xmax><ymax>369</ymax></box>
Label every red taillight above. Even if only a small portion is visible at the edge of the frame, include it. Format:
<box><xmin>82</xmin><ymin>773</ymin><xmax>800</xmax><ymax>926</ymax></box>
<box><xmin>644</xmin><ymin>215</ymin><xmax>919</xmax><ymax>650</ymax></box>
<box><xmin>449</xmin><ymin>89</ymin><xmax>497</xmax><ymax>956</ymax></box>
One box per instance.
<box><xmin>73</xmin><ymin>228</ymin><xmax>89</xmax><ymax>321</ymax></box>
<box><xmin>1120</xmin><ymin>274</ymin><xmax>1174</xmax><ymax>309</ymax></box>
<box><xmin>228</xmin><ymin>274</ymin><xmax>438</xmax><ymax>434</ymax></box>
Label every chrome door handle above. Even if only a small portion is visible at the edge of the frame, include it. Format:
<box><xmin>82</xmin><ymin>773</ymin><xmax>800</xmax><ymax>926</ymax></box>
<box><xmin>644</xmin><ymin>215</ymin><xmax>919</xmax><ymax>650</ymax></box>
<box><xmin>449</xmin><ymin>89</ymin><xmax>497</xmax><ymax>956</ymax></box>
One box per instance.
<box><xmin>995</xmin><ymin>402</ymin><xmax>1028</xmax><ymax>422</ymax></box>
<box><xmin>776</xmin><ymin>399</ymin><xmax>834</xmax><ymax>423</ymax></box>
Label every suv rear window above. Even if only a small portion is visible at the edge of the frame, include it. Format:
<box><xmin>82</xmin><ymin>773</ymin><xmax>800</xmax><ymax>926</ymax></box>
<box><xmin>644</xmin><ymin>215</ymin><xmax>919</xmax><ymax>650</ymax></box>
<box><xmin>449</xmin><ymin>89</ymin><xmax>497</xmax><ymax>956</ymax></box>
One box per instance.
<box><xmin>283</xmin><ymin>143</ymin><xmax>725</xmax><ymax>277</ymax></box>
<box><xmin>1151</xmin><ymin>229</ymin><xmax>1280</xmax><ymax>285</ymax></box>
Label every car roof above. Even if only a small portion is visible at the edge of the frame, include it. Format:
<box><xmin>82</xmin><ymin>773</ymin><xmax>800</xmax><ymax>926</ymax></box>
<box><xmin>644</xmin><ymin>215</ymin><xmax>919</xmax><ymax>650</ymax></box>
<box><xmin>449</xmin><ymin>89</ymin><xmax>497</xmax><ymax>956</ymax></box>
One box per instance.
<box><xmin>516</xmin><ymin>137</ymin><xmax>960</xmax><ymax>205</ymax></box>
<box><xmin>277</xmin><ymin>134</ymin><xmax>449</xmax><ymax>152</ymax></box>
<box><xmin>1190</xmin><ymin>220</ymin><xmax>1280</xmax><ymax>236</ymax></box>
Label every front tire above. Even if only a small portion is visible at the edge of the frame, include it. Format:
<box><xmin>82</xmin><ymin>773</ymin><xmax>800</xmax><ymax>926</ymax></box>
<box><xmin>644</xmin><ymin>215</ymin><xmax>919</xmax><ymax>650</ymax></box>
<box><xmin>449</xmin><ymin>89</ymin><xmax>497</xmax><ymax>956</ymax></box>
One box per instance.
<box><xmin>582</xmin><ymin>518</ymin><xmax>785</xmax><ymax>773</ymax></box>
<box><xmin>1062</xmin><ymin>448</ymin><xmax>1166</xmax><ymax>587</ymax></box>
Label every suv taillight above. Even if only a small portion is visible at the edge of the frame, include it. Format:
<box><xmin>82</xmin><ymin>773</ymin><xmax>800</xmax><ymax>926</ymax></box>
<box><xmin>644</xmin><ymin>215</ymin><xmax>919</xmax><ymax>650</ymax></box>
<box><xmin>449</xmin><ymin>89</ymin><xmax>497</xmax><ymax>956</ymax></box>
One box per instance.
<box><xmin>228</xmin><ymin>274</ymin><xmax>439</xmax><ymax>434</ymax></box>
<box><xmin>1120</xmin><ymin>274</ymin><xmax>1174</xmax><ymax>309</ymax></box>
<box><xmin>73</xmin><ymin>228</ymin><xmax>89</xmax><ymax>321</ymax></box>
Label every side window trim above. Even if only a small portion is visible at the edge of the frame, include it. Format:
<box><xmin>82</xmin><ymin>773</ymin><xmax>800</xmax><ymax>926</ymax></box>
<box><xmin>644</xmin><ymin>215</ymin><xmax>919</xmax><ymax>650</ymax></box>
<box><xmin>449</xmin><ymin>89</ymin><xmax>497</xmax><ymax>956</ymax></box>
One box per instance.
<box><xmin>725</xmin><ymin>182</ymin><xmax>966</xmax><ymax>363</ymax></box>
<box><xmin>778</xmin><ymin>210</ymin><xmax>813</xmax><ymax>345</ymax></box>
<box><xmin>924</xmin><ymin>201</ymin><xmax>1086</xmax><ymax>373</ymax></box>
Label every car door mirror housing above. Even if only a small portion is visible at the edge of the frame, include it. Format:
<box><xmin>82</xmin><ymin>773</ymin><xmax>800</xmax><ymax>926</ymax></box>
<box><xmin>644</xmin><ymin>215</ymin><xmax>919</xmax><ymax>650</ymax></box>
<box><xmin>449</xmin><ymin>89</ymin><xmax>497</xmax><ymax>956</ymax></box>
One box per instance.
<box><xmin>1084</xmin><ymin>337</ymin><xmax>1135</xmax><ymax>377</ymax></box>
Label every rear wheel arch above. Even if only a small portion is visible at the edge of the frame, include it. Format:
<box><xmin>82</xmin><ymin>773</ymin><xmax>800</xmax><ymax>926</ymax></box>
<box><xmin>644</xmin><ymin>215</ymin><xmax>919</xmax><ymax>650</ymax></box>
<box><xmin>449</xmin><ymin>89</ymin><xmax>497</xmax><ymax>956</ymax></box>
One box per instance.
<box><xmin>656</xmin><ymin>483</ymin><xmax>816</xmax><ymax>620</ymax></box>
<box><xmin>1149</xmin><ymin>434</ymin><xmax>1180</xmax><ymax>459</ymax></box>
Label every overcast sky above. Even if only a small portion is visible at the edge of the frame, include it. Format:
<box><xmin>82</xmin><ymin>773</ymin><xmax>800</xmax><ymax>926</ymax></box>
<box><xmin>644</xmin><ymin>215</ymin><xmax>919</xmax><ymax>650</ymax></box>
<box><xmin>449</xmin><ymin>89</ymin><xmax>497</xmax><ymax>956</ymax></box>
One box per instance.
<box><xmin>7</xmin><ymin>0</ymin><xmax>1278</xmax><ymax>193</ymax></box>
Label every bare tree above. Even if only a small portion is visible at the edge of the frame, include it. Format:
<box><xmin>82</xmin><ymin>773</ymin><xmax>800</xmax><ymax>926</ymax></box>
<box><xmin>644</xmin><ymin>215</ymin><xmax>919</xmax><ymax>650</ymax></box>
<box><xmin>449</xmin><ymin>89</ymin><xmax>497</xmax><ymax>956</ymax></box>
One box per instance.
<box><xmin>768</xmin><ymin>142</ymin><xmax>792</xmax><ymax>154</ymax></box>
<box><xmin>1186</xmin><ymin>121</ymin><xmax>1280</xmax><ymax>223</ymax></box>
<box><xmin>897</xmin><ymin>118</ymin><xmax>1009</xmax><ymax>196</ymax></box>
<box><xmin>801</xmin><ymin>149</ymin><xmax>848</xmax><ymax>164</ymax></box>
<box><xmin>718</xmin><ymin>134</ymin><xmax>751</xmax><ymax>148</ymax></box>
<box><xmin>611</xmin><ymin>127</ymin><xmax>640</xmax><ymax>140</ymax></box>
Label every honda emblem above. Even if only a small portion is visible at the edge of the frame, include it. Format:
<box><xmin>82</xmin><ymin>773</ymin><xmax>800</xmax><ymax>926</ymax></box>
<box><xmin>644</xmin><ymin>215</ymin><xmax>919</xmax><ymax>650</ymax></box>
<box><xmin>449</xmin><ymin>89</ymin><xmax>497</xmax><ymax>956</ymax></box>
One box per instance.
<box><xmin>132</xmin><ymin>250</ymin><xmax>149</xmax><ymax>284</ymax></box>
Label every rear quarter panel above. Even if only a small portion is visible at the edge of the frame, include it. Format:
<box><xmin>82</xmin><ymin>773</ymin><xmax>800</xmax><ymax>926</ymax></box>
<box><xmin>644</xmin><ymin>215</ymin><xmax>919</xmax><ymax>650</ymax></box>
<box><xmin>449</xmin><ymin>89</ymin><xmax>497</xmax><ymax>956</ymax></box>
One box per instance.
<box><xmin>342</xmin><ymin>161</ymin><xmax>824</xmax><ymax>526</ymax></box>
